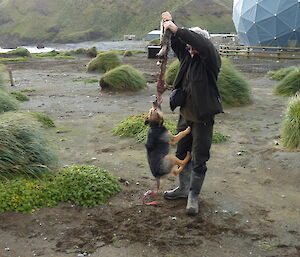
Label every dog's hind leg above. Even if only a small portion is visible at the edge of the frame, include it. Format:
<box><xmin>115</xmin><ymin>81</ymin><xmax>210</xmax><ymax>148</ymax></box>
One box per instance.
<box><xmin>169</xmin><ymin>126</ymin><xmax>191</xmax><ymax>145</ymax></box>
<box><xmin>165</xmin><ymin>152</ymin><xmax>191</xmax><ymax>175</ymax></box>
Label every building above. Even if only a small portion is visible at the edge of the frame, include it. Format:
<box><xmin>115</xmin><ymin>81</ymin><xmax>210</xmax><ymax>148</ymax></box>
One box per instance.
<box><xmin>233</xmin><ymin>0</ymin><xmax>300</xmax><ymax>47</ymax></box>
<box><xmin>146</xmin><ymin>30</ymin><xmax>161</xmax><ymax>41</ymax></box>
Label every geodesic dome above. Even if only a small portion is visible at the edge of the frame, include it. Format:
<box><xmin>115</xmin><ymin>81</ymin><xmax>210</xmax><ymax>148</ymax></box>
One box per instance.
<box><xmin>233</xmin><ymin>0</ymin><xmax>300</xmax><ymax>47</ymax></box>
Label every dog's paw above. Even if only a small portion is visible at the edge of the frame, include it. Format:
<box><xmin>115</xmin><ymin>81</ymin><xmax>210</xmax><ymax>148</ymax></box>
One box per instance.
<box><xmin>185</xmin><ymin>126</ymin><xmax>191</xmax><ymax>134</ymax></box>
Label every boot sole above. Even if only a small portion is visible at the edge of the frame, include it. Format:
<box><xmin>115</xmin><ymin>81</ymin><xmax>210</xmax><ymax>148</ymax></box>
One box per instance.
<box><xmin>164</xmin><ymin>194</ymin><xmax>188</xmax><ymax>200</ymax></box>
<box><xmin>186</xmin><ymin>208</ymin><xmax>198</xmax><ymax>216</ymax></box>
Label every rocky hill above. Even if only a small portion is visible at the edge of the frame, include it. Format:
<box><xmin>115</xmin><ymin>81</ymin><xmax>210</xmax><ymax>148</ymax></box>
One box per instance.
<box><xmin>0</xmin><ymin>0</ymin><xmax>234</xmax><ymax>47</ymax></box>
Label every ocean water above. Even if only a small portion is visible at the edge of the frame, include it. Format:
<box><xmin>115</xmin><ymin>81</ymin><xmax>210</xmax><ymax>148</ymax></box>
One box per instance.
<box><xmin>0</xmin><ymin>40</ymin><xmax>148</xmax><ymax>53</ymax></box>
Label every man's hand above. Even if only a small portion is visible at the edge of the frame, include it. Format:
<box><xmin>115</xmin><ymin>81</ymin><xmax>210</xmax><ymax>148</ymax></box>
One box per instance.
<box><xmin>163</xmin><ymin>20</ymin><xmax>178</xmax><ymax>34</ymax></box>
<box><xmin>162</xmin><ymin>11</ymin><xmax>172</xmax><ymax>22</ymax></box>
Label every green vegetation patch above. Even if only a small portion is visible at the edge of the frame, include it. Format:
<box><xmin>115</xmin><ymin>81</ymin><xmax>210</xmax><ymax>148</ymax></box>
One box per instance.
<box><xmin>281</xmin><ymin>96</ymin><xmax>300</xmax><ymax>149</ymax></box>
<box><xmin>30</xmin><ymin>112</ymin><xmax>56</xmax><ymax>128</ymax></box>
<box><xmin>165</xmin><ymin>60</ymin><xmax>180</xmax><ymax>85</ymax></box>
<box><xmin>10</xmin><ymin>91</ymin><xmax>29</xmax><ymax>101</ymax></box>
<box><xmin>0</xmin><ymin>57</ymin><xmax>28</xmax><ymax>63</ymax></box>
<box><xmin>217</xmin><ymin>57</ymin><xmax>251</xmax><ymax>106</ymax></box>
<box><xmin>6</xmin><ymin>48</ymin><xmax>31</xmax><ymax>57</ymax></box>
<box><xmin>123</xmin><ymin>50</ymin><xmax>133</xmax><ymax>57</ymax></box>
<box><xmin>267</xmin><ymin>66</ymin><xmax>299</xmax><ymax>81</ymax></box>
<box><xmin>274</xmin><ymin>70</ymin><xmax>300</xmax><ymax>97</ymax></box>
<box><xmin>100</xmin><ymin>65</ymin><xmax>147</xmax><ymax>91</ymax></box>
<box><xmin>0</xmin><ymin>165</ymin><xmax>121</xmax><ymax>213</ymax></box>
<box><xmin>113</xmin><ymin>113</ymin><xmax>229</xmax><ymax>144</ymax></box>
<box><xmin>66</xmin><ymin>46</ymin><xmax>98</xmax><ymax>58</ymax></box>
<box><xmin>87</xmin><ymin>51</ymin><xmax>122</xmax><ymax>73</ymax></box>
<box><xmin>165</xmin><ymin>58</ymin><xmax>251</xmax><ymax>106</ymax></box>
<box><xmin>0</xmin><ymin>89</ymin><xmax>19</xmax><ymax>113</ymax></box>
<box><xmin>20</xmin><ymin>88</ymin><xmax>36</xmax><ymax>93</ymax></box>
<box><xmin>149</xmin><ymin>38</ymin><xmax>160</xmax><ymax>45</ymax></box>
<box><xmin>0</xmin><ymin>112</ymin><xmax>57</xmax><ymax>177</ymax></box>
<box><xmin>73</xmin><ymin>78</ymin><xmax>99</xmax><ymax>83</ymax></box>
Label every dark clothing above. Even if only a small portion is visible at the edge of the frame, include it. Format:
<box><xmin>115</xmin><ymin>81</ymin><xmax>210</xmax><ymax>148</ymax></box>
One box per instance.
<box><xmin>170</xmin><ymin>28</ymin><xmax>222</xmax><ymax>174</ymax></box>
<box><xmin>171</xmin><ymin>28</ymin><xmax>223</xmax><ymax>121</ymax></box>
<box><xmin>145</xmin><ymin>122</ymin><xmax>170</xmax><ymax>178</ymax></box>
<box><xmin>176</xmin><ymin>115</ymin><xmax>214</xmax><ymax>174</ymax></box>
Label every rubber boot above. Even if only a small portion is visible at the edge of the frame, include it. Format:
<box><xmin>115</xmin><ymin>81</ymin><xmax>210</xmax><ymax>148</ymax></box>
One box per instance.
<box><xmin>186</xmin><ymin>171</ymin><xmax>205</xmax><ymax>216</ymax></box>
<box><xmin>164</xmin><ymin>162</ymin><xmax>191</xmax><ymax>200</ymax></box>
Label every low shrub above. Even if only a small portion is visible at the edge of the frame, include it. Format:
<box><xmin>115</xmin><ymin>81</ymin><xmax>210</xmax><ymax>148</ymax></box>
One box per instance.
<box><xmin>7</xmin><ymin>48</ymin><xmax>31</xmax><ymax>57</ymax></box>
<box><xmin>0</xmin><ymin>112</ymin><xmax>57</xmax><ymax>177</ymax></box>
<box><xmin>281</xmin><ymin>96</ymin><xmax>300</xmax><ymax>149</ymax></box>
<box><xmin>149</xmin><ymin>38</ymin><xmax>160</xmax><ymax>45</ymax></box>
<box><xmin>87</xmin><ymin>51</ymin><xmax>121</xmax><ymax>73</ymax></box>
<box><xmin>217</xmin><ymin>57</ymin><xmax>251</xmax><ymax>106</ymax></box>
<box><xmin>0</xmin><ymin>89</ymin><xmax>19</xmax><ymax>113</ymax></box>
<box><xmin>0</xmin><ymin>165</ymin><xmax>121</xmax><ymax>213</ymax></box>
<box><xmin>99</xmin><ymin>65</ymin><xmax>147</xmax><ymax>91</ymax></box>
<box><xmin>123</xmin><ymin>50</ymin><xmax>133</xmax><ymax>57</ymax></box>
<box><xmin>86</xmin><ymin>46</ymin><xmax>98</xmax><ymax>58</ymax></box>
<box><xmin>0</xmin><ymin>64</ymin><xmax>5</xmax><ymax>88</ymax></box>
<box><xmin>113</xmin><ymin>113</ymin><xmax>229</xmax><ymax>144</ymax></box>
<box><xmin>267</xmin><ymin>66</ymin><xmax>299</xmax><ymax>81</ymax></box>
<box><xmin>165</xmin><ymin>58</ymin><xmax>251</xmax><ymax>106</ymax></box>
<box><xmin>274</xmin><ymin>70</ymin><xmax>300</xmax><ymax>97</ymax></box>
<box><xmin>165</xmin><ymin>60</ymin><xmax>179</xmax><ymax>85</ymax></box>
<box><xmin>30</xmin><ymin>112</ymin><xmax>55</xmax><ymax>128</ymax></box>
<box><xmin>10</xmin><ymin>91</ymin><xmax>29</xmax><ymax>101</ymax></box>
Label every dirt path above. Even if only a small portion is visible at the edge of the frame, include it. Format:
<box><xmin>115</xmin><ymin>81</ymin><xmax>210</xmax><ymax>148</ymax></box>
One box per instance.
<box><xmin>0</xmin><ymin>55</ymin><xmax>299</xmax><ymax>257</ymax></box>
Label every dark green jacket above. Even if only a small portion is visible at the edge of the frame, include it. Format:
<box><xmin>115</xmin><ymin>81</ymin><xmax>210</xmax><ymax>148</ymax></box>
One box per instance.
<box><xmin>171</xmin><ymin>28</ymin><xmax>223</xmax><ymax>120</ymax></box>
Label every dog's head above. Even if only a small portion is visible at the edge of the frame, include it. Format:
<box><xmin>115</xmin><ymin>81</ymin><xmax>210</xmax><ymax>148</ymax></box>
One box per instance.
<box><xmin>145</xmin><ymin>101</ymin><xmax>164</xmax><ymax>125</ymax></box>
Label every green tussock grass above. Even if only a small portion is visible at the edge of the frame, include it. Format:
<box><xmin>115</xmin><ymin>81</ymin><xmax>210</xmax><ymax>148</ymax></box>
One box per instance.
<box><xmin>149</xmin><ymin>38</ymin><xmax>160</xmax><ymax>45</ymax></box>
<box><xmin>0</xmin><ymin>112</ymin><xmax>57</xmax><ymax>177</ymax></box>
<box><xmin>73</xmin><ymin>78</ymin><xmax>99</xmax><ymax>83</ymax></box>
<box><xmin>281</xmin><ymin>96</ymin><xmax>300</xmax><ymax>149</ymax></box>
<box><xmin>30</xmin><ymin>112</ymin><xmax>55</xmax><ymax>128</ymax></box>
<box><xmin>113</xmin><ymin>113</ymin><xmax>229</xmax><ymax>144</ymax></box>
<box><xmin>165</xmin><ymin>58</ymin><xmax>251</xmax><ymax>106</ymax></box>
<box><xmin>267</xmin><ymin>66</ymin><xmax>299</xmax><ymax>81</ymax></box>
<box><xmin>165</xmin><ymin>60</ymin><xmax>180</xmax><ymax>85</ymax></box>
<box><xmin>99</xmin><ymin>65</ymin><xmax>147</xmax><ymax>91</ymax></box>
<box><xmin>123</xmin><ymin>50</ymin><xmax>133</xmax><ymax>57</ymax></box>
<box><xmin>10</xmin><ymin>91</ymin><xmax>30</xmax><ymax>101</ymax></box>
<box><xmin>20</xmin><ymin>88</ymin><xmax>36</xmax><ymax>93</ymax></box>
<box><xmin>6</xmin><ymin>48</ymin><xmax>31</xmax><ymax>57</ymax></box>
<box><xmin>274</xmin><ymin>70</ymin><xmax>300</xmax><ymax>97</ymax></box>
<box><xmin>66</xmin><ymin>47</ymin><xmax>98</xmax><ymax>58</ymax></box>
<box><xmin>0</xmin><ymin>165</ymin><xmax>120</xmax><ymax>213</ymax></box>
<box><xmin>0</xmin><ymin>65</ymin><xmax>6</xmax><ymax>88</ymax></box>
<box><xmin>0</xmin><ymin>89</ymin><xmax>19</xmax><ymax>113</ymax></box>
<box><xmin>0</xmin><ymin>57</ymin><xmax>28</xmax><ymax>63</ymax></box>
<box><xmin>217</xmin><ymin>57</ymin><xmax>251</xmax><ymax>106</ymax></box>
<box><xmin>87</xmin><ymin>51</ymin><xmax>122</xmax><ymax>73</ymax></box>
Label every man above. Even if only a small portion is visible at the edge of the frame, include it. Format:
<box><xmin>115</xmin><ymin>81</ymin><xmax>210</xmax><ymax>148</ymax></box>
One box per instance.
<box><xmin>162</xmin><ymin>12</ymin><xmax>223</xmax><ymax>216</ymax></box>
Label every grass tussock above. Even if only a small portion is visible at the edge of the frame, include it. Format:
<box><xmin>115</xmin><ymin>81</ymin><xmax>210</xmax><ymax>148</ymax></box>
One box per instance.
<box><xmin>87</xmin><ymin>51</ymin><xmax>121</xmax><ymax>73</ymax></box>
<box><xmin>149</xmin><ymin>38</ymin><xmax>160</xmax><ymax>45</ymax></box>
<box><xmin>0</xmin><ymin>89</ymin><xmax>19</xmax><ymax>113</ymax></box>
<box><xmin>274</xmin><ymin>70</ymin><xmax>300</xmax><ymax>97</ymax></box>
<box><xmin>30</xmin><ymin>112</ymin><xmax>56</xmax><ymax>128</ymax></box>
<box><xmin>113</xmin><ymin>113</ymin><xmax>229</xmax><ymax>144</ymax></box>
<box><xmin>10</xmin><ymin>91</ymin><xmax>29</xmax><ymax>101</ymax></box>
<box><xmin>165</xmin><ymin>60</ymin><xmax>180</xmax><ymax>85</ymax></box>
<box><xmin>6</xmin><ymin>48</ymin><xmax>31</xmax><ymax>57</ymax></box>
<box><xmin>281</xmin><ymin>96</ymin><xmax>300</xmax><ymax>149</ymax></box>
<box><xmin>217</xmin><ymin>57</ymin><xmax>251</xmax><ymax>106</ymax></box>
<box><xmin>267</xmin><ymin>66</ymin><xmax>299</xmax><ymax>81</ymax></box>
<box><xmin>123</xmin><ymin>50</ymin><xmax>133</xmax><ymax>57</ymax></box>
<box><xmin>165</xmin><ymin>58</ymin><xmax>251</xmax><ymax>106</ymax></box>
<box><xmin>0</xmin><ymin>165</ymin><xmax>120</xmax><ymax>213</ymax></box>
<box><xmin>100</xmin><ymin>65</ymin><xmax>147</xmax><ymax>91</ymax></box>
<box><xmin>0</xmin><ymin>112</ymin><xmax>57</xmax><ymax>177</ymax></box>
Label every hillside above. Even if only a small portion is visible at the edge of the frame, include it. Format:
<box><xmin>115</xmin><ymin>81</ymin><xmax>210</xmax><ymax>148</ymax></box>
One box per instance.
<box><xmin>0</xmin><ymin>0</ymin><xmax>234</xmax><ymax>47</ymax></box>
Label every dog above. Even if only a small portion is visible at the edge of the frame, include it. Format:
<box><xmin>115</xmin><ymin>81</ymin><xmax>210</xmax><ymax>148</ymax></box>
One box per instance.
<box><xmin>144</xmin><ymin>101</ymin><xmax>191</xmax><ymax>190</ymax></box>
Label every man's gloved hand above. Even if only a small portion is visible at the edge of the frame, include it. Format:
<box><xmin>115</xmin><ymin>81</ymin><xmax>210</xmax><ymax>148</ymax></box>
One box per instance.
<box><xmin>162</xmin><ymin>11</ymin><xmax>172</xmax><ymax>22</ymax></box>
<box><xmin>163</xmin><ymin>20</ymin><xmax>178</xmax><ymax>34</ymax></box>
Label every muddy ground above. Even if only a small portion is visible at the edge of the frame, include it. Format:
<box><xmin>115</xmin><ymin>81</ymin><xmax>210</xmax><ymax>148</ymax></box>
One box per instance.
<box><xmin>0</xmin><ymin>54</ymin><xmax>299</xmax><ymax>257</ymax></box>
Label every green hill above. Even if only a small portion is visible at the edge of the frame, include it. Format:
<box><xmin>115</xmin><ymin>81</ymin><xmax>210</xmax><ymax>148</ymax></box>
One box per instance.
<box><xmin>0</xmin><ymin>0</ymin><xmax>234</xmax><ymax>47</ymax></box>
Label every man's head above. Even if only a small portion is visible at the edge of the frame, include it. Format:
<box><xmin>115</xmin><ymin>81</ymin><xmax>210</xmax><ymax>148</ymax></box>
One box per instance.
<box><xmin>187</xmin><ymin>27</ymin><xmax>210</xmax><ymax>56</ymax></box>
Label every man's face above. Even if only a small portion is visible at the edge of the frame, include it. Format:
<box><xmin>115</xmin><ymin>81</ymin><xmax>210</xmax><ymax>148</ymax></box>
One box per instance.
<box><xmin>186</xmin><ymin>44</ymin><xmax>197</xmax><ymax>56</ymax></box>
